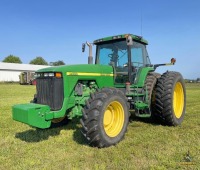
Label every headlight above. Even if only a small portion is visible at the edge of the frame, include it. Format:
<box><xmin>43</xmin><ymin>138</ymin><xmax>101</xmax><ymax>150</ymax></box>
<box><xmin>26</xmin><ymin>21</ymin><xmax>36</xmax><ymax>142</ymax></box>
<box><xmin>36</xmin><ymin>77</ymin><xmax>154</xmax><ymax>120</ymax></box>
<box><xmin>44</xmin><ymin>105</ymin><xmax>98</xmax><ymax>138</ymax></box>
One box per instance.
<box><xmin>49</xmin><ymin>73</ymin><xmax>55</xmax><ymax>77</ymax></box>
<box><xmin>36</xmin><ymin>72</ymin><xmax>62</xmax><ymax>78</ymax></box>
<box><xmin>44</xmin><ymin>73</ymin><xmax>49</xmax><ymax>77</ymax></box>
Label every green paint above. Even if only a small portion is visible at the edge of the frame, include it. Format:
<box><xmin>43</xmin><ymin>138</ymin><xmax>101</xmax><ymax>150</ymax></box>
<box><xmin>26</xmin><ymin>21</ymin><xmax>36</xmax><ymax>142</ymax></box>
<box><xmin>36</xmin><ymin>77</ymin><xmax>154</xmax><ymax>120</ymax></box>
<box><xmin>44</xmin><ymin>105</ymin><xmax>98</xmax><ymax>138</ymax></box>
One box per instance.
<box><xmin>134</xmin><ymin>101</ymin><xmax>149</xmax><ymax>110</ymax></box>
<box><xmin>68</xmin><ymin>105</ymin><xmax>82</xmax><ymax>119</ymax></box>
<box><xmin>12</xmin><ymin>103</ymin><xmax>51</xmax><ymax>129</ymax></box>
<box><xmin>135</xmin><ymin>67</ymin><xmax>154</xmax><ymax>87</ymax></box>
<box><xmin>68</xmin><ymin>82</ymin><xmax>97</xmax><ymax>119</ymax></box>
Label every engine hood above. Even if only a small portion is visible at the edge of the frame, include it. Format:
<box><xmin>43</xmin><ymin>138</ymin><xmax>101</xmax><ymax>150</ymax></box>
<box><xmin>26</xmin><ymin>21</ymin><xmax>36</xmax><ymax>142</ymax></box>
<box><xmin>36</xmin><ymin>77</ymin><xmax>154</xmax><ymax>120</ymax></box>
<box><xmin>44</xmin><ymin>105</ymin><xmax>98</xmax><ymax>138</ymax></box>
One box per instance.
<box><xmin>36</xmin><ymin>64</ymin><xmax>114</xmax><ymax>75</ymax></box>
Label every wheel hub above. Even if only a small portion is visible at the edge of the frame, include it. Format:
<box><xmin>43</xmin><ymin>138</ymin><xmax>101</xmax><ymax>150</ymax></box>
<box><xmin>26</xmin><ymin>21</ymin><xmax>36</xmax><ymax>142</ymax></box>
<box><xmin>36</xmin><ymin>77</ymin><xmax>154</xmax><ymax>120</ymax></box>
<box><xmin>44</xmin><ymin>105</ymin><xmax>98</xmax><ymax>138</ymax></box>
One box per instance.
<box><xmin>103</xmin><ymin>101</ymin><xmax>124</xmax><ymax>137</ymax></box>
<box><xmin>104</xmin><ymin>109</ymin><xmax>113</xmax><ymax>126</ymax></box>
<box><xmin>173</xmin><ymin>82</ymin><xmax>184</xmax><ymax>118</ymax></box>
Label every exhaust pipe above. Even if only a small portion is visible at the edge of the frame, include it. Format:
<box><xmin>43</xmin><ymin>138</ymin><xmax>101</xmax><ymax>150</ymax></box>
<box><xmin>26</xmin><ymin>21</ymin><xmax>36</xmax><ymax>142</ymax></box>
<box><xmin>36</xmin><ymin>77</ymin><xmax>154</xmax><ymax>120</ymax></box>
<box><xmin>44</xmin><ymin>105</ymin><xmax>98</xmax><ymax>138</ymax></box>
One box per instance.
<box><xmin>86</xmin><ymin>42</ymin><xmax>93</xmax><ymax>64</ymax></box>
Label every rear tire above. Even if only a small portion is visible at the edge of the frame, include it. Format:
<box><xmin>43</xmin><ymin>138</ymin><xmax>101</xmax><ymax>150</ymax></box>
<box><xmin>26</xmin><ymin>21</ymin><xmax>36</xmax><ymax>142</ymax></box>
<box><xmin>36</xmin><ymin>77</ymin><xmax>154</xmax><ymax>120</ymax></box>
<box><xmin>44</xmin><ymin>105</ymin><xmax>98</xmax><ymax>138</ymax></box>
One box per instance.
<box><xmin>144</xmin><ymin>72</ymin><xmax>161</xmax><ymax>122</ymax></box>
<box><xmin>145</xmin><ymin>72</ymin><xmax>161</xmax><ymax>111</ymax></box>
<box><xmin>80</xmin><ymin>88</ymin><xmax>129</xmax><ymax>148</ymax></box>
<box><xmin>155</xmin><ymin>71</ymin><xmax>186</xmax><ymax>126</ymax></box>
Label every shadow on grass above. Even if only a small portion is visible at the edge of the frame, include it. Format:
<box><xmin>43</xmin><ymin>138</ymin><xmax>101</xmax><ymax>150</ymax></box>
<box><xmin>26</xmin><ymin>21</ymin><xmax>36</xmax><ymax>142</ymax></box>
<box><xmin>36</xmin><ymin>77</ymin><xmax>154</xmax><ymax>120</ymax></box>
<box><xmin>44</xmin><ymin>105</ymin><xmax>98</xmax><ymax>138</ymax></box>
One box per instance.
<box><xmin>72</xmin><ymin>127</ymin><xmax>88</xmax><ymax>146</ymax></box>
<box><xmin>15</xmin><ymin>115</ymin><xmax>161</xmax><ymax>145</ymax></box>
<box><xmin>69</xmin><ymin>118</ymin><xmax>88</xmax><ymax>146</ymax></box>
<box><xmin>129</xmin><ymin>114</ymin><xmax>162</xmax><ymax>126</ymax></box>
<box><xmin>15</xmin><ymin>118</ymin><xmax>88</xmax><ymax>146</ymax></box>
<box><xmin>15</xmin><ymin>127</ymin><xmax>65</xmax><ymax>142</ymax></box>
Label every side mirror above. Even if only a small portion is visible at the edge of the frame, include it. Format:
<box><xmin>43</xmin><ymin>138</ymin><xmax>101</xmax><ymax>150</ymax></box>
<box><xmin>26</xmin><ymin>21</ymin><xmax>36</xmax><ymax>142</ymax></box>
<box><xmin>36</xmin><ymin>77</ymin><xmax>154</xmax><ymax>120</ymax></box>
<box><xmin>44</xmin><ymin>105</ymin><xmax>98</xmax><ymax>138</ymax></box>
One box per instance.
<box><xmin>82</xmin><ymin>43</ymin><xmax>85</xmax><ymax>52</ymax></box>
<box><xmin>171</xmin><ymin>58</ymin><xmax>176</xmax><ymax>65</ymax></box>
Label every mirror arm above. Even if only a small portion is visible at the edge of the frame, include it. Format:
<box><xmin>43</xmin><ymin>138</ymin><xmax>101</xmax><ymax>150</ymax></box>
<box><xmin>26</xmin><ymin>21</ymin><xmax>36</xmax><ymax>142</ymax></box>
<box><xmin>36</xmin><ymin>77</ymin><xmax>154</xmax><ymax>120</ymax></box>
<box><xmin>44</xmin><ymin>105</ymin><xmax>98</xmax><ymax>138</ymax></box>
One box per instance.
<box><xmin>153</xmin><ymin>58</ymin><xmax>176</xmax><ymax>70</ymax></box>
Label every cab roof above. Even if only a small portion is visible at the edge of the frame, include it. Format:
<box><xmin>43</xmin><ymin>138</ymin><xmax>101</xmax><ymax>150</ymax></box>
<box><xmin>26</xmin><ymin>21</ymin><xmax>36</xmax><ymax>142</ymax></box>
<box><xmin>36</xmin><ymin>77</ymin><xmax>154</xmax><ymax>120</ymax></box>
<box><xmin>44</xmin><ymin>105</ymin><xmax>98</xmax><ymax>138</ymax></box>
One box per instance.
<box><xmin>93</xmin><ymin>34</ymin><xmax>148</xmax><ymax>45</ymax></box>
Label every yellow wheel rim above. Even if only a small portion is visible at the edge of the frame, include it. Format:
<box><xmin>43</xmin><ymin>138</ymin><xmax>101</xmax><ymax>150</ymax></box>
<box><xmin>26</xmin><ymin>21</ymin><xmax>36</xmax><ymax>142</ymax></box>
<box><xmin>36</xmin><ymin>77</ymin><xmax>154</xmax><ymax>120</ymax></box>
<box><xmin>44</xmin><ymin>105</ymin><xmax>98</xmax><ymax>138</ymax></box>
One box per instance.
<box><xmin>103</xmin><ymin>101</ymin><xmax>124</xmax><ymax>137</ymax></box>
<box><xmin>173</xmin><ymin>82</ymin><xmax>184</xmax><ymax>118</ymax></box>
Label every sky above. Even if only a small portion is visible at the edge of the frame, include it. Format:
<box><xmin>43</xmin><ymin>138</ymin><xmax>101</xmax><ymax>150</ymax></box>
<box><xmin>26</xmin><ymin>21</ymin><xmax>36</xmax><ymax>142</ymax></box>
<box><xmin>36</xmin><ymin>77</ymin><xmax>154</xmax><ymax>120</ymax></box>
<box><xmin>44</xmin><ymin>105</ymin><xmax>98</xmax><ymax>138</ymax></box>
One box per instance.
<box><xmin>0</xmin><ymin>0</ymin><xmax>200</xmax><ymax>79</ymax></box>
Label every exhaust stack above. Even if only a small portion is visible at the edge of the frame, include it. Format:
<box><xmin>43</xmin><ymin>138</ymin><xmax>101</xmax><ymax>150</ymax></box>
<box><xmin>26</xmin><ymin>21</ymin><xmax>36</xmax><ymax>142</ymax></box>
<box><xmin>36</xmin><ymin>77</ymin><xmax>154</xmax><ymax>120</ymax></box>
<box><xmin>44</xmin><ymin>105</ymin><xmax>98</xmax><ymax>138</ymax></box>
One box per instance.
<box><xmin>86</xmin><ymin>42</ymin><xmax>93</xmax><ymax>64</ymax></box>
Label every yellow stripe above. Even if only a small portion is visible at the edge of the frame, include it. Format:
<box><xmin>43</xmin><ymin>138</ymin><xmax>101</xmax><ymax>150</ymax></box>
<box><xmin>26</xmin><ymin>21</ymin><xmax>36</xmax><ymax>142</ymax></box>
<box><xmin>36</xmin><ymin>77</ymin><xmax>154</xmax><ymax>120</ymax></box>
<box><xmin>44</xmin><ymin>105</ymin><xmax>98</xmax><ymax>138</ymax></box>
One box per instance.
<box><xmin>66</xmin><ymin>72</ymin><xmax>113</xmax><ymax>76</ymax></box>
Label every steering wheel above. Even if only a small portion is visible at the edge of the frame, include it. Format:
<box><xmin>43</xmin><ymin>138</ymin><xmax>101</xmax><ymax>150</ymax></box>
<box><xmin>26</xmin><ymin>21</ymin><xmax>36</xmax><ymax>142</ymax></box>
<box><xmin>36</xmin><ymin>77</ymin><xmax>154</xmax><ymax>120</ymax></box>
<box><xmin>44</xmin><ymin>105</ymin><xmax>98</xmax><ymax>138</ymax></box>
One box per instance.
<box><xmin>108</xmin><ymin>54</ymin><xmax>113</xmax><ymax>58</ymax></box>
<box><xmin>108</xmin><ymin>54</ymin><xmax>119</xmax><ymax>59</ymax></box>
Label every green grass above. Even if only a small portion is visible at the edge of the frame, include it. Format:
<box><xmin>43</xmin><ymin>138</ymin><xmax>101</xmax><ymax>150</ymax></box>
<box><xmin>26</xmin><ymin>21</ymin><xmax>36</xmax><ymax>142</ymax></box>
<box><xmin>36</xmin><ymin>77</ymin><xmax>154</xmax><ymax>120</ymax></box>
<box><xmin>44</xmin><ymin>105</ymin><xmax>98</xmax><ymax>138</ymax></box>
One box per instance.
<box><xmin>0</xmin><ymin>83</ymin><xmax>200</xmax><ymax>169</ymax></box>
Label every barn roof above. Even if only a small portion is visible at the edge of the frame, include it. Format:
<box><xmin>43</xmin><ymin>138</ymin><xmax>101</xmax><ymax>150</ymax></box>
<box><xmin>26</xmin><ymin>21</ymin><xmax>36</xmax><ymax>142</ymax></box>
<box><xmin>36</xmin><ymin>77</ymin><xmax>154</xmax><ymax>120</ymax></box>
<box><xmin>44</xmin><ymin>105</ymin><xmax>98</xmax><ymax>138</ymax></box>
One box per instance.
<box><xmin>0</xmin><ymin>62</ymin><xmax>50</xmax><ymax>72</ymax></box>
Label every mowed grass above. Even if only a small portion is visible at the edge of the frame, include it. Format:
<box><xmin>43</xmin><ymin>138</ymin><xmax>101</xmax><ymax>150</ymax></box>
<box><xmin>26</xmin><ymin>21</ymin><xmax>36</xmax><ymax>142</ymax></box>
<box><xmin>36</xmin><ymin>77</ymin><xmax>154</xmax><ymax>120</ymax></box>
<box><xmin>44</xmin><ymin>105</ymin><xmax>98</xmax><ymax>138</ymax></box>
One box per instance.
<box><xmin>0</xmin><ymin>83</ymin><xmax>200</xmax><ymax>170</ymax></box>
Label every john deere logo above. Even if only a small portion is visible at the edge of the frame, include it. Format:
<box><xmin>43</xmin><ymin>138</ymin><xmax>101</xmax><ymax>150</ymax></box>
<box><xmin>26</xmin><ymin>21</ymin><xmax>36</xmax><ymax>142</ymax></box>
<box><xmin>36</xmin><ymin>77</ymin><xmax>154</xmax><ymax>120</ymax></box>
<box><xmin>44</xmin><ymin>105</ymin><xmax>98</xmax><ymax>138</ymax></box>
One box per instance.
<box><xmin>179</xmin><ymin>150</ymin><xmax>196</xmax><ymax>166</ymax></box>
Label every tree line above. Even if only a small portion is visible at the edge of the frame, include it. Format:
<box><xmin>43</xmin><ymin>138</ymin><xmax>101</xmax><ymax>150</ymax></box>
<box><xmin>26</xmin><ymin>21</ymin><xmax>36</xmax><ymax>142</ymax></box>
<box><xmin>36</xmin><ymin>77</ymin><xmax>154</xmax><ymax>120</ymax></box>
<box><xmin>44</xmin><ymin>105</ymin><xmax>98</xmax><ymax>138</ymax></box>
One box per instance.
<box><xmin>2</xmin><ymin>55</ymin><xmax>65</xmax><ymax>66</ymax></box>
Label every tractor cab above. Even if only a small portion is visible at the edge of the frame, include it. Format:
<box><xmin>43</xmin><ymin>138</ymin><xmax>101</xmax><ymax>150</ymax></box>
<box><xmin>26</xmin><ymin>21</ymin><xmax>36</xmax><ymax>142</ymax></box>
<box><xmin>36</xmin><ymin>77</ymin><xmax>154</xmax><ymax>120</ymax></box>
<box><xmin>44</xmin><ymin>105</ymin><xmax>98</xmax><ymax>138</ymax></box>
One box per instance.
<box><xmin>94</xmin><ymin>34</ymin><xmax>151</xmax><ymax>84</ymax></box>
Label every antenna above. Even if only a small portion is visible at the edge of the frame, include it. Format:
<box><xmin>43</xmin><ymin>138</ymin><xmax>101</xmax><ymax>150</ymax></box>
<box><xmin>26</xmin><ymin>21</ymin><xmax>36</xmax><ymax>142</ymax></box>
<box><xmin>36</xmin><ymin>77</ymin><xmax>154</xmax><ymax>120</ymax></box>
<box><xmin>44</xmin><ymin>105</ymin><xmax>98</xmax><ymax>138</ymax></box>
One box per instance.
<box><xmin>141</xmin><ymin>9</ymin><xmax>143</xmax><ymax>36</ymax></box>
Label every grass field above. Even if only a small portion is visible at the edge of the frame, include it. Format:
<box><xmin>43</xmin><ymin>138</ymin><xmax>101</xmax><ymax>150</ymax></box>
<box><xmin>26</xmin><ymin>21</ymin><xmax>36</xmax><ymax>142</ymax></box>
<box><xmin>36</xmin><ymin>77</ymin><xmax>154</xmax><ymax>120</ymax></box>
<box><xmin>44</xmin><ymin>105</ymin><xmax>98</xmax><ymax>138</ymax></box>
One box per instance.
<box><xmin>0</xmin><ymin>83</ymin><xmax>199</xmax><ymax>169</ymax></box>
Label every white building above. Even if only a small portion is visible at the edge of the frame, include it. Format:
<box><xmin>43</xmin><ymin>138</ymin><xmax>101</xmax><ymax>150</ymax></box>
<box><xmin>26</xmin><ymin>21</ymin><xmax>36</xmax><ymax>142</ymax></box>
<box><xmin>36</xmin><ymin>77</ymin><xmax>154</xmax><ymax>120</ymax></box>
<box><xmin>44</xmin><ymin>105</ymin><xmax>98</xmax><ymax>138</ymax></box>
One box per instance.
<box><xmin>0</xmin><ymin>62</ymin><xmax>50</xmax><ymax>82</ymax></box>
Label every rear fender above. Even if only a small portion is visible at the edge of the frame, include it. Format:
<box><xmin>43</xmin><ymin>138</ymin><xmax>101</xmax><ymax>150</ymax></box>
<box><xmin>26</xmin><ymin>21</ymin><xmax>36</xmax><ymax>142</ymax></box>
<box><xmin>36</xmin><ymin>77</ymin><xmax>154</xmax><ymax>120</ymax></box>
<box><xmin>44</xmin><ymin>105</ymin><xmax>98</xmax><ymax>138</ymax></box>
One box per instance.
<box><xmin>134</xmin><ymin>67</ymin><xmax>154</xmax><ymax>87</ymax></box>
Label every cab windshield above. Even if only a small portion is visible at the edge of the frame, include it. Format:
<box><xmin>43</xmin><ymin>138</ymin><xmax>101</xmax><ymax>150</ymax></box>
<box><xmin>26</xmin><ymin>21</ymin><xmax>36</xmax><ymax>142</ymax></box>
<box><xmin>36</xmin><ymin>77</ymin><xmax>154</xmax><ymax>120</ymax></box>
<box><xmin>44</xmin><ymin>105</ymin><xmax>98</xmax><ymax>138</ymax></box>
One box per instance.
<box><xmin>96</xmin><ymin>40</ymin><xmax>128</xmax><ymax>69</ymax></box>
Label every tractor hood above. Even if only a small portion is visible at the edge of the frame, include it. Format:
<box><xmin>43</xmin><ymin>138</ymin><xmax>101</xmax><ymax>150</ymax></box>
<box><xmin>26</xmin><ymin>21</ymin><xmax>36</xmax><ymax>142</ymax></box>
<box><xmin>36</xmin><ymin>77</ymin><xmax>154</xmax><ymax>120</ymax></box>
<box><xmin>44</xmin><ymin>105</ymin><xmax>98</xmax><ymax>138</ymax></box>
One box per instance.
<box><xmin>36</xmin><ymin>64</ymin><xmax>114</xmax><ymax>76</ymax></box>
<box><xmin>36</xmin><ymin>64</ymin><xmax>115</xmax><ymax>97</ymax></box>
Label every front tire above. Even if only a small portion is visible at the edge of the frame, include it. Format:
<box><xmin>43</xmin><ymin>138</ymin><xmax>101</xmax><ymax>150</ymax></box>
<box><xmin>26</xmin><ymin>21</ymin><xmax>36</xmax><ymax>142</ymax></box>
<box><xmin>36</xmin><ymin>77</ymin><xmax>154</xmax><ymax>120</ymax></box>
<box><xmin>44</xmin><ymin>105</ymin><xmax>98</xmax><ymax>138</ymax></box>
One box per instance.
<box><xmin>155</xmin><ymin>71</ymin><xmax>186</xmax><ymax>126</ymax></box>
<box><xmin>80</xmin><ymin>88</ymin><xmax>129</xmax><ymax>148</ymax></box>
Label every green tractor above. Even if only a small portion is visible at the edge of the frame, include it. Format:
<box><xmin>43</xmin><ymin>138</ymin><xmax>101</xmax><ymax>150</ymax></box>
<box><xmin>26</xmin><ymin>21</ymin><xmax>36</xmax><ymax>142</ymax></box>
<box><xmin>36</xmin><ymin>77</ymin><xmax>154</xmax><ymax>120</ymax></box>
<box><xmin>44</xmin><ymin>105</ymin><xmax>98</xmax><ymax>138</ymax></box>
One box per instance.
<box><xmin>12</xmin><ymin>34</ymin><xmax>186</xmax><ymax>148</ymax></box>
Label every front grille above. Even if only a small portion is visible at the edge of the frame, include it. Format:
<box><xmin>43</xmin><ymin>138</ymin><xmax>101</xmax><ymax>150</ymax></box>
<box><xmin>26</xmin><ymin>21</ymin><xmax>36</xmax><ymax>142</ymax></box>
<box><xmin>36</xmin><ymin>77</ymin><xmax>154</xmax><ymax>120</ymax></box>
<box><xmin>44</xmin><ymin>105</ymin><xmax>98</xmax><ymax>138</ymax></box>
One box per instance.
<box><xmin>36</xmin><ymin>77</ymin><xmax>64</xmax><ymax>111</ymax></box>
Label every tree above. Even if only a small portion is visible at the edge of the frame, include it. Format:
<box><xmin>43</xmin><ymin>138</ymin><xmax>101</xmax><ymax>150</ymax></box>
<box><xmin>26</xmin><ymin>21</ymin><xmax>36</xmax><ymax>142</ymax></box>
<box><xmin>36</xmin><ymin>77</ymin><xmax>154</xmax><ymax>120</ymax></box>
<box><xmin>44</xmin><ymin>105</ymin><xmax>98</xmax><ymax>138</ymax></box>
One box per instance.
<box><xmin>49</xmin><ymin>60</ymin><xmax>65</xmax><ymax>66</ymax></box>
<box><xmin>29</xmin><ymin>57</ymin><xmax>48</xmax><ymax>65</ymax></box>
<box><xmin>2</xmin><ymin>55</ymin><xmax>22</xmax><ymax>63</ymax></box>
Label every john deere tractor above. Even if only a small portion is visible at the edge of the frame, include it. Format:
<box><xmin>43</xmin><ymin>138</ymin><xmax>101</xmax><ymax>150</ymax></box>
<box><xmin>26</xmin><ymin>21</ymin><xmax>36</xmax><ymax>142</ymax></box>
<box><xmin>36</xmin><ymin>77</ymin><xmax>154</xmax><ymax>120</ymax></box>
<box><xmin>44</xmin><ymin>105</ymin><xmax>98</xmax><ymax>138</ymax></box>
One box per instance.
<box><xmin>12</xmin><ymin>34</ymin><xmax>186</xmax><ymax>148</ymax></box>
